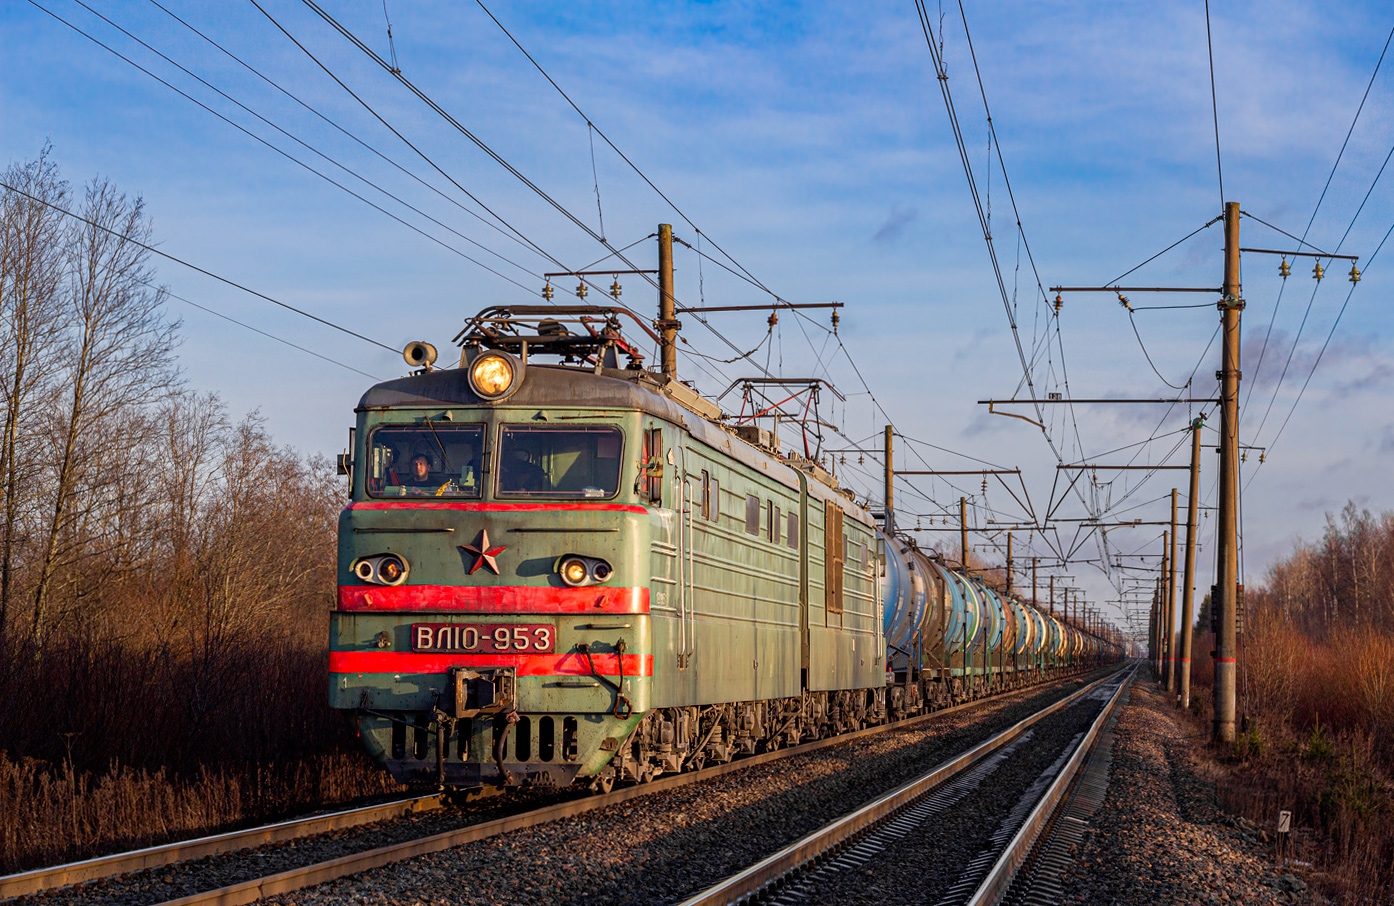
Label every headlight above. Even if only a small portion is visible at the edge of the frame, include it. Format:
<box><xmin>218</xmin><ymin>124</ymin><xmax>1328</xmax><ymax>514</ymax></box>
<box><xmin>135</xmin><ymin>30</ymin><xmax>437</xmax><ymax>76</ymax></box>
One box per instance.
<box><xmin>470</xmin><ymin>353</ymin><xmax>515</xmax><ymax>399</ymax></box>
<box><xmin>557</xmin><ymin>555</ymin><xmax>612</xmax><ymax>587</ymax></box>
<box><xmin>559</xmin><ymin>556</ymin><xmax>590</xmax><ymax>587</ymax></box>
<box><xmin>377</xmin><ymin>554</ymin><xmax>407</xmax><ymax>585</ymax></box>
<box><xmin>351</xmin><ymin>554</ymin><xmax>410</xmax><ymax>586</ymax></box>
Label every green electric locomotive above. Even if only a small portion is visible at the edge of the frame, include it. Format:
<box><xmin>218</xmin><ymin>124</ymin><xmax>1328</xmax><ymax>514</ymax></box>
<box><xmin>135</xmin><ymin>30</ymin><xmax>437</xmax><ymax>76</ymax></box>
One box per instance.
<box><xmin>331</xmin><ymin>306</ymin><xmax>885</xmax><ymax>791</ymax></box>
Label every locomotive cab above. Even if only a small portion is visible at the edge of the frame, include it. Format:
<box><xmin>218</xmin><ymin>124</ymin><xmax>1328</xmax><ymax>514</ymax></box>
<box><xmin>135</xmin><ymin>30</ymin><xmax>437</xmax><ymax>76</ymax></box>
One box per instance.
<box><xmin>331</xmin><ymin>308</ymin><xmax>665</xmax><ymax>788</ymax></box>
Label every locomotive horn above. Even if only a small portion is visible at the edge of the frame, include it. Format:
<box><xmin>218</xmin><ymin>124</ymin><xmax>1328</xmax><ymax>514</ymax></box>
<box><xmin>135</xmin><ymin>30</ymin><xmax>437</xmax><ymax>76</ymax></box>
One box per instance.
<box><xmin>403</xmin><ymin>341</ymin><xmax>438</xmax><ymax>369</ymax></box>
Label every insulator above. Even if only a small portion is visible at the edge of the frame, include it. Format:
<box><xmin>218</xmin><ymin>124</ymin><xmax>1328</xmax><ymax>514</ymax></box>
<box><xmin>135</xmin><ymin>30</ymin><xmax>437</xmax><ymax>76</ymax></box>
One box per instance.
<box><xmin>610</xmin><ymin>279</ymin><xmax>622</xmax><ymax>299</ymax></box>
<box><xmin>858</xmin><ymin>454</ymin><xmax>864</xmax><ymax>465</ymax></box>
<box><xmin>917</xmin><ymin>517</ymin><xmax>922</xmax><ymax>529</ymax></box>
<box><xmin>1117</xmin><ymin>293</ymin><xmax>1131</xmax><ymax>310</ymax></box>
<box><xmin>1349</xmin><ymin>264</ymin><xmax>1361</xmax><ymax>284</ymax></box>
<box><xmin>1054</xmin><ymin>293</ymin><xmax>1063</xmax><ymax>313</ymax></box>
<box><xmin>576</xmin><ymin>281</ymin><xmax>589</xmax><ymax>299</ymax></box>
<box><xmin>830</xmin><ymin>310</ymin><xmax>840</xmax><ymax>334</ymax></box>
<box><xmin>1278</xmin><ymin>258</ymin><xmax>1290</xmax><ymax>279</ymax></box>
<box><xmin>981</xmin><ymin>478</ymin><xmax>987</xmax><ymax>494</ymax></box>
<box><xmin>1259</xmin><ymin>452</ymin><xmax>1266</xmax><ymax>463</ymax></box>
<box><xmin>1313</xmin><ymin>261</ymin><xmax>1324</xmax><ymax>281</ymax></box>
<box><xmin>1241</xmin><ymin>451</ymin><xmax>1247</xmax><ymax>463</ymax></box>
<box><xmin>840</xmin><ymin>453</ymin><xmax>847</xmax><ymax>465</ymax></box>
<box><xmin>542</xmin><ymin>282</ymin><xmax>555</xmax><ymax>300</ymax></box>
<box><xmin>768</xmin><ymin>310</ymin><xmax>778</xmax><ymax>328</ymax></box>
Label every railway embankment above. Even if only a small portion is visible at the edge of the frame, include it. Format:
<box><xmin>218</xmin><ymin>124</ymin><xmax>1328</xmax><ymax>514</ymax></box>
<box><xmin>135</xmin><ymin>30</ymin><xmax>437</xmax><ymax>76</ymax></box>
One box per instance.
<box><xmin>1061</xmin><ymin>682</ymin><xmax>1327</xmax><ymax>906</ymax></box>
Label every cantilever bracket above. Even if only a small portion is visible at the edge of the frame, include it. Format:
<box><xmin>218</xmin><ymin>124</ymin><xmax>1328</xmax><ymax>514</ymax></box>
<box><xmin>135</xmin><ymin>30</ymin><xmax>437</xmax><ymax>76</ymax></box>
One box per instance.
<box><xmin>987</xmin><ymin>401</ymin><xmax>1046</xmax><ymax>432</ymax></box>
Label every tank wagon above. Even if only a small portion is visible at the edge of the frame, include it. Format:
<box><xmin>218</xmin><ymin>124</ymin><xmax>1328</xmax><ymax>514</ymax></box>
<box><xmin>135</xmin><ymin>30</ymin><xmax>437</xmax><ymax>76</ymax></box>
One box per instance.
<box><xmin>330</xmin><ymin>305</ymin><xmax>1117</xmax><ymax>792</ymax></box>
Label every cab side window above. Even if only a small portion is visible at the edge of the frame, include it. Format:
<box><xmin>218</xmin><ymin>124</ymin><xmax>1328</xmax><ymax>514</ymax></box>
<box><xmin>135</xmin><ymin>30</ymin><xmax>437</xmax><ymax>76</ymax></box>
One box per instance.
<box><xmin>643</xmin><ymin>427</ymin><xmax>663</xmax><ymax>504</ymax></box>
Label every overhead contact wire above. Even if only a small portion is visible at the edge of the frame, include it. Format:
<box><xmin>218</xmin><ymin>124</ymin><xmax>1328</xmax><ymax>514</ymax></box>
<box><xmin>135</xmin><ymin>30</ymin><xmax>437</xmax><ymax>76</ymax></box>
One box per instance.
<box><xmin>0</xmin><ymin>179</ymin><xmax>398</xmax><ymax>354</ymax></box>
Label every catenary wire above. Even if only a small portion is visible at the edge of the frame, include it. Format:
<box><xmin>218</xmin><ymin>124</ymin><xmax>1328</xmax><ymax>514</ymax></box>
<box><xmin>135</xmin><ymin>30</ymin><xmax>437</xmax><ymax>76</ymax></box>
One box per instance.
<box><xmin>146</xmin><ymin>0</ymin><xmax>557</xmax><ymax>273</ymax></box>
<box><xmin>1203</xmin><ymin>0</ymin><xmax>1224</xmax><ymax>209</ymax></box>
<box><xmin>1246</xmin><ymin>22</ymin><xmax>1394</xmax><ymax>392</ymax></box>
<box><xmin>31</xmin><ymin>0</ymin><xmax>538</xmax><ymax>293</ymax></box>
<box><xmin>0</xmin><ymin>178</ymin><xmax>398</xmax><ymax>354</ymax></box>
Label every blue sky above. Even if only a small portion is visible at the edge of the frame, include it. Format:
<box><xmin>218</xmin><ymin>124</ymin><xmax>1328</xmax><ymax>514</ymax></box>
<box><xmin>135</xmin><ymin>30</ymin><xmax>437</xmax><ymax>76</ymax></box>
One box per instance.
<box><xmin>5</xmin><ymin>0</ymin><xmax>1394</xmax><ymax>636</ymax></box>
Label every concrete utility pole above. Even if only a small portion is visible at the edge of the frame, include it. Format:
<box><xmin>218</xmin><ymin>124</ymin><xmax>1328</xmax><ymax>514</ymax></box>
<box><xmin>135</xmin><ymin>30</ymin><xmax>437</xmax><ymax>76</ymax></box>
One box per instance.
<box><xmin>1006</xmin><ymin>532</ymin><xmax>1014</xmax><ymax>596</ymax></box>
<box><xmin>1149</xmin><ymin>595</ymin><xmax>1156</xmax><ymax>672</ymax></box>
<box><xmin>960</xmin><ymin>497</ymin><xmax>969</xmax><ymax>570</ymax></box>
<box><xmin>1179</xmin><ymin>417</ymin><xmax>1203</xmax><ymax>709</ymax></box>
<box><xmin>658</xmin><ymin>223</ymin><xmax>677</xmax><ymax>378</ymax></box>
<box><xmin>1167</xmin><ymin>489</ymin><xmax>1179</xmax><ymax>693</ymax></box>
<box><xmin>1032</xmin><ymin>557</ymin><xmax>1038</xmax><ymax>606</ymax></box>
<box><xmin>1152</xmin><ymin>580</ymin><xmax>1162</xmax><ymax>677</ymax></box>
<box><xmin>1215</xmin><ymin>201</ymin><xmax>1242</xmax><ymax>744</ymax></box>
<box><xmin>1161</xmin><ymin>529</ymin><xmax>1171</xmax><ymax>689</ymax></box>
<box><xmin>883</xmin><ymin>425</ymin><xmax>894</xmax><ymax>532</ymax></box>
<box><xmin>1048</xmin><ymin>575</ymin><xmax>1054</xmax><ymax>616</ymax></box>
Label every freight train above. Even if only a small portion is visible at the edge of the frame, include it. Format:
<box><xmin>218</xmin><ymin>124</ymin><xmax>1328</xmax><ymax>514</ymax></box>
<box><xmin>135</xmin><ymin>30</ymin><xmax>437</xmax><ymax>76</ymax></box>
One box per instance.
<box><xmin>330</xmin><ymin>304</ymin><xmax>1117</xmax><ymax>791</ymax></box>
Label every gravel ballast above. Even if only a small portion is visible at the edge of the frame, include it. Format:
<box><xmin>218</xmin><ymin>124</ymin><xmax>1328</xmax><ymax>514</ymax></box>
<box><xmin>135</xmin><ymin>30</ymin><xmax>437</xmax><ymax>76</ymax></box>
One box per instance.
<box><xmin>10</xmin><ymin>672</ymin><xmax>1105</xmax><ymax>906</ymax></box>
<box><xmin>262</xmin><ymin>673</ymin><xmax>1108</xmax><ymax>906</ymax></box>
<box><xmin>768</xmin><ymin>680</ymin><xmax>1119</xmax><ymax>906</ymax></box>
<box><xmin>1059</xmin><ymin>680</ymin><xmax>1326</xmax><ymax>906</ymax></box>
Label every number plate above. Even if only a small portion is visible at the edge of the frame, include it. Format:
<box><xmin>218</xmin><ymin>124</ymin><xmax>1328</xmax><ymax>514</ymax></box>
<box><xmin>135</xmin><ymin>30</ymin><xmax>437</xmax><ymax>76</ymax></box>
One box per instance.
<box><xmin>411</xmin><ymin>623</ymin><xmax>554</xmax><ymax>653</ymax></box>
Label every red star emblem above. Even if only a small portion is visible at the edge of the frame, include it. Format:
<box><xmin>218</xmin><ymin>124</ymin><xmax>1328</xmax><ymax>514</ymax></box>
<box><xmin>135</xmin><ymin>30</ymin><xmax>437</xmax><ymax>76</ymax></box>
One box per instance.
<box><xmin>461</xmin><ymin>529</ymin><xmax>507</xmax><ymax>575</ymax></box>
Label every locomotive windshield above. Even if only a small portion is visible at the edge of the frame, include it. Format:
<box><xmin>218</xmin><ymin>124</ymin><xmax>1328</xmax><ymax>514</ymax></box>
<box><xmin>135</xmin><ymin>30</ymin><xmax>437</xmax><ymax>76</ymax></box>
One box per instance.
<box><xmin>367</xmin><ymin>424</ymin><xmax>484</xmax><ymax>498</ymax></box>
<box><xmin>497</xmin><ymin>425</ymin><xmax>623</xmax><ymax>498</ymax></box>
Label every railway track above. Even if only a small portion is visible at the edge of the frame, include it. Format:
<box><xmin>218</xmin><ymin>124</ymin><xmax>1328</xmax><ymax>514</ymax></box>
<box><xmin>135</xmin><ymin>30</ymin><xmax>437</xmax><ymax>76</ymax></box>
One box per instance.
<box><xmin>2</xmin><ymin>666</ymin><xmax>1122</xmax><ymax>906</ymax></box>
<box><xmin>677</xmin><ymin>665</ymin><xmax>1135</xmax><ymax>906</ymax></box>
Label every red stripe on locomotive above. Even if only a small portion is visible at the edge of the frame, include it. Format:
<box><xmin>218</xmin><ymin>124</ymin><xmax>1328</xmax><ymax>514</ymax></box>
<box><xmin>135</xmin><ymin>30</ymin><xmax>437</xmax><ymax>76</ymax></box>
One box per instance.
<box><xmin>348</xmin><ymin>501</ymin><xmax>647</xmax><ymax>513</ymax></box>
<box><xmin>337</xmin><ymin>584</ymin><xmax>649</xmax><ymax>613</ymax></box>
<box><xmin>329</xmin><ymin>650</ymin><xmax>653</xmax><ymax>677</ymax></box>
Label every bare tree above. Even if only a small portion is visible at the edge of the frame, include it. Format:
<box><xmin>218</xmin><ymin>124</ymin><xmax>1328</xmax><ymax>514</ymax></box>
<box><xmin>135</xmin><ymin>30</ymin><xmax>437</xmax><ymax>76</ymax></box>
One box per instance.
<box><xmin>0</xmin><ymin>149</ymin><xmax>69</xmax><ymax>644</ymax></box>
<box><xmin>29</xmin><ymin>179</ymin><xmax>178</xmax><ymax>643</ymax></box>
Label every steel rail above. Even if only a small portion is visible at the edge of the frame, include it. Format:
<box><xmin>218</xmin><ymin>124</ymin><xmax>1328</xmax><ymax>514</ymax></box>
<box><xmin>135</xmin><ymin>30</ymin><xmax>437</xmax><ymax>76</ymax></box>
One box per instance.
<box><xmin>674</xmin><ymin>666</ymin><xmax>1129</xmax><ymax>906</ymax></box>
<box><xmin>0</xmin><ymin>794</ymin><xmax>446</xmax><ymax>900</ymax></box>
<box><xmin>4</xmin><ymin>666</ymin><xmax>1112</xmax><ymax>904</ymax></box>
<box><xmin>965</xmin><ymin>664</ymin><xmax>1137</xmax><ymax>905</ymax></box>
<box><xmin>148</xmin><ymin>668</ymin><xmax>1113</xmax><ymax>906</ymax></box>
<box><xmin>163</xmin><ymin>668</ymin><xmax>1117</xmax><ymax>906</ymax></box>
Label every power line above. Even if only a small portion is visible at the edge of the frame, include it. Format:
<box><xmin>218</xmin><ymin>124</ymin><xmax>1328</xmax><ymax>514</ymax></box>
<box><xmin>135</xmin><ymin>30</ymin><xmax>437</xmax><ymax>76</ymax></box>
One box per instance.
<box><xmin>164</xmin><ymin>287</ymin><xmax>382</xmax><ymax>380</ymax></box>
<box><xmin>466</xmin><ymin>0</ymin><xmax>785</xmax><ymax>302</ymax></box>
<box><xmin>248</xmin><ymin>0</ymin><xmax>575</xmax><ymax>281</ymax></box>
<box><xmin>1247</xmin><ymin>214</ymin><xmax>1394</xmax><ymax>487</ymax></box>
<box><xmin>1202</xmin><ymin>0</ymin><xmax>1224</xmax><ymax>208</ymax></box>
<box><xmin>914</xmin><ymin>1</ymin><xmax>1086</xmax><ymax>480</ymax></box>
<box><xmin>146</xmin><ymin>0</ymin><xmax>557</xmax><ymax>273</ymax></box>
<box><xmin>0</xmin><ymin>178</ymin><xmax>398</xmax><ymax>354</ymax></box>
<box><xmin>30</xmin><ymin>0</ymin><xmax>538</xmax><ymax>293</ymax></box>
<box><xmin>1247</xmin><ymin>22</ymin><xmax>1394</xmax><ymax>393</ymax></box>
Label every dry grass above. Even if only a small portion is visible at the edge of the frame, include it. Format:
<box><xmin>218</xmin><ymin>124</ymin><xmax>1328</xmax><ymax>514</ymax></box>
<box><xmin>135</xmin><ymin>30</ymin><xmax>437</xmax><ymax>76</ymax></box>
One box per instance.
<box><xmin>0</xmin><ymin>750</ymin><xmax>399</xmax><ymax>873</ymax></box>
<box><xmin>1183</xmin><ymin>605</ymin><xmax>1394</xmax><ymax>903</ymax></box>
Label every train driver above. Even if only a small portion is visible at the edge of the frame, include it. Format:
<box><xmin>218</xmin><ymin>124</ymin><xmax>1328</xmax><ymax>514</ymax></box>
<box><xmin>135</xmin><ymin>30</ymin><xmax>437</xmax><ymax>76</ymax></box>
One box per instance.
<box><xmin>401</xmin><ymin>453</ymin><xmax>438</xmax><ymax>493</ymax></box>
